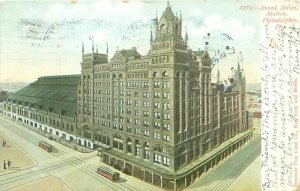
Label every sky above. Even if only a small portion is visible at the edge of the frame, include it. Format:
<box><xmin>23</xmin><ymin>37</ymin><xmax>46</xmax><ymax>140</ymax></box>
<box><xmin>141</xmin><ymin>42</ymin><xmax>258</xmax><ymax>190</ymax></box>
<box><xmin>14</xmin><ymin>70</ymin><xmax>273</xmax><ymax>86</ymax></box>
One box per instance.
<box><xmin>0</xmin><ymin>0</ymin><xmax>261</xmax><ymax>83</ymax></box>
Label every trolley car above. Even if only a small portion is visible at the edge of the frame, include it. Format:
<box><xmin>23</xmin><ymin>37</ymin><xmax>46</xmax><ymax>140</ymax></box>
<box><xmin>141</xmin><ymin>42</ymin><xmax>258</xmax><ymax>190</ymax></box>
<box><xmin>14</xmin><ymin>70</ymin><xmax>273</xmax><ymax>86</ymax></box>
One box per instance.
<box><xmin>97</xmin><ymin>166</ymin><xmax>120</xmax><ymax>181</ymax></box>
<box><xmin>38</xmin><ymin>141</ymin><xmax>53</xmax><ymax>152</ymax></box>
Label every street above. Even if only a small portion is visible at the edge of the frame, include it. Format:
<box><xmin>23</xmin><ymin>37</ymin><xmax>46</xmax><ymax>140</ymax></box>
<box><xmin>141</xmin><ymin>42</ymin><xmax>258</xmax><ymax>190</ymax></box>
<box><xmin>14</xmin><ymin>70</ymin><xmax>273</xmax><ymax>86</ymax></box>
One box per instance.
<box><xmin>187</xmin><ymin>134</ymin><xmax>261</xmax><ymax>191</ymax></box>
<box><xmin>0</xmin><ymin>115</ymin><xmax>162</xmax><ymax>191</ymax></box>
<box><xmin>0</xmin><ymin>114</ymin><xmax>260</xmax><ymax>191</ymax></box>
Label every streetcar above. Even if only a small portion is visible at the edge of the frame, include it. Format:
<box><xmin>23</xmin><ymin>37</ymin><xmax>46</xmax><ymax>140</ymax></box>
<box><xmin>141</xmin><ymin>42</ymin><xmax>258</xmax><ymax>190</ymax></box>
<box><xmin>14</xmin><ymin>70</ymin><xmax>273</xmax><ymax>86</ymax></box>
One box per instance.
<box><xmin>97</xmin><ymin>166</ymin><xmax>120</xmax><ymax>181</ymax></box>
<box><xmin>38</xmin><ymin>141</ymin><xmax>53</xmax><ymax>152</ymax></box>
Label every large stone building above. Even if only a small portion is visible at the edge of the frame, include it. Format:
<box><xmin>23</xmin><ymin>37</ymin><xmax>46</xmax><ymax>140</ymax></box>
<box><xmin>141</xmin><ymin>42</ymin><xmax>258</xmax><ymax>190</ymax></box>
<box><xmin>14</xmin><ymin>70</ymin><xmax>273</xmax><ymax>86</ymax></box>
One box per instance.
<box><xmin>1</xmin><ymin>4</ymin><xmax>253</xmax><ymax>190</ymax></box>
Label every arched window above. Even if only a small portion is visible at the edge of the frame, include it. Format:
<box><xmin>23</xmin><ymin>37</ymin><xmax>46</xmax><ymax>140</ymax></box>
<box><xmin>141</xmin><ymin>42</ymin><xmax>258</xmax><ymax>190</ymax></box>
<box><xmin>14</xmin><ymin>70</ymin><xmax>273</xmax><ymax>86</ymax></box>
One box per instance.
<box><xmin>153</xmin><ymin>71</ymin><xmax>158</xmax><ymax>78</ymax></box>
<box><xmin>162</xmin><ymin>71</ymin><xmax>169</xmax><ymax>77</ymax></box>
<box><xmin>143</xmin><ymin>142</ymin><xmax>150</xmax><ymax>159</ymax></box>
<box><xmin>135</xmin><ymin>140</ymin><xmax>141</xmax><ymax>156</ymax></box>
<box><xmin>127</xmin><ymin>138</ymin><xmax>132</xmax><ymax>153</ymax></box>
<box><xmin>113</xmin><ymin>134</ymin><xmax>123</xmax><ymax>151</ymax></box>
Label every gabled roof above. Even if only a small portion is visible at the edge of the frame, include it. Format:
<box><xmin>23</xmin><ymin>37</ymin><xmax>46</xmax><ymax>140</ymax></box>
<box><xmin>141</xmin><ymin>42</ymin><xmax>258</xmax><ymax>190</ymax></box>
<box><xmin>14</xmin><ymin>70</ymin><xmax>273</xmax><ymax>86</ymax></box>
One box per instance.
<box><xmin>193</xmin><ymin>50</ymin><xmax>205</xmax><ymax>57</ymax></box>
<box><xmin>119</xmin><ymin>49</ymin><xmax>141</xmax><ymax>58</ymax></box>
<box><xmin>111</xmin><ymin>48</ymin><xmax>141</xmax><ymax>62</ymax></box>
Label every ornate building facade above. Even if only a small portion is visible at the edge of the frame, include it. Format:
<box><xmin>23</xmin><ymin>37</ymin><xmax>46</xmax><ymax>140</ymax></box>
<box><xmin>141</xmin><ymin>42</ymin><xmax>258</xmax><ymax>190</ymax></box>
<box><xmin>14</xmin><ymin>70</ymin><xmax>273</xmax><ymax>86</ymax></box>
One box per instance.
<box><xmin>1</xmin><ymin>4</ymin><xmax>252</xmax><ymax>190</ymax></box>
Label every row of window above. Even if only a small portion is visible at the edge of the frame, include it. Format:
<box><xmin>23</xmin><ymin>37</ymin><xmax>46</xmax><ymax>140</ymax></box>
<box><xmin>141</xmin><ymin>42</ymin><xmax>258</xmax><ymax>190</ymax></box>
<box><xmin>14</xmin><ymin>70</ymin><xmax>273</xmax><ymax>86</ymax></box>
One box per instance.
<box><xmin>154</xmin><ymin>154</ymin><xmax>170</xmax><ymax>166</ymax></box>
<box><xmin>127</xmin><ymin>72</ymin><xmax>148</xmax><ymax>79</ymax></box>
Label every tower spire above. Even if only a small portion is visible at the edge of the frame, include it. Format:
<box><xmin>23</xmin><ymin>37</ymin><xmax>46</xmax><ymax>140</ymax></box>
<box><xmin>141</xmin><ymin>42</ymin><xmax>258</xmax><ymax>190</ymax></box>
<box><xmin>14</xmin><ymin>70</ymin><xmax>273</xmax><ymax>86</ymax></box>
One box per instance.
<box><xmin>167</xmin><ymin>0</ymin><xmax>170</xmax><ymax>7</ymax></box>
<box><xmin>81</xmin><ymin>42</ymin><xmax>84</xmax><ymax>54</ymax></box>
<box><xmin>185</xmin><ymin>26</ymin><xmax>188</xmax><ymax>42</ymax></box>
<box><xmin>92</xmin><ymin>41</ymin><xmax>94</xmax><ymax>53</ymax></box>
<box><xmin>217</xmin><ymin>69</ymin><xmax>220</xmax><ymax>84</ymax></box>
<box><xmin>106</xmin><ymin>42</ymin><xmax>108</xmax><ymax>55</ymax></box>
<box><xmin>180</xmin><ymin>11</ymin><xmax>182</xmax><ymax>21</ymax></box>
<box><xmin>150</xmin><ymin>28</ymin><xmax>153</xmax><ymax>43</ymax></box>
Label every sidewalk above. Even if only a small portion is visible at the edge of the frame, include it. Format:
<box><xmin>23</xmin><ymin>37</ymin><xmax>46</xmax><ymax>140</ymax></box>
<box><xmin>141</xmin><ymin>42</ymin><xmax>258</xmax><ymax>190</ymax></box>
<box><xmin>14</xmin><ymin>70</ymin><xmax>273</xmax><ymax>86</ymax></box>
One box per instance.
<box><xmin>2</xmin><ymin>115</ymin><xmax>93</xmax><ymax>153</ymax></box>
<box><xmin>18</xmin><ymin>120</ymin><xmax>93</xmax><ymax>153</ymax></box>
<box><xmin>0</xmin><ymin>131</ymin><xmax>36</xmax><ymax>174</ymax></box>
<box><xmin>225</xmin><ymin>155</ymin><xmax>261</xmax><ymax>191</ymax></box>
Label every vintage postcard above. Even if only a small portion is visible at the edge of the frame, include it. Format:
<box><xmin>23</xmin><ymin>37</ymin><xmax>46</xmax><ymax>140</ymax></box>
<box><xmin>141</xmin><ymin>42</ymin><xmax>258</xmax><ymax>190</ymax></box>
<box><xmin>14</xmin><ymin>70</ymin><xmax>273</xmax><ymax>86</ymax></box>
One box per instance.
<box><xmin>0</xmin><ymin>0</ymin><xmax>299</xmax><ymax>191</ymax></box>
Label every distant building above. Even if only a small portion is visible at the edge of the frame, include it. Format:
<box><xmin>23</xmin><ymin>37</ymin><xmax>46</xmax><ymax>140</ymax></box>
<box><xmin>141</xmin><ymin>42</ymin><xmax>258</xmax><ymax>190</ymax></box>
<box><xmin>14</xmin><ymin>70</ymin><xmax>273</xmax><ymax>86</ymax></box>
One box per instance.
<box><xmin>252</xmin><ymin>112</ymin><xmax>261</xmax><ymax>132</ymax></box>
<box><xmin>1</xmin><ymin>3</ymin><xmax>253</xmax><ymax>190</ymax></box>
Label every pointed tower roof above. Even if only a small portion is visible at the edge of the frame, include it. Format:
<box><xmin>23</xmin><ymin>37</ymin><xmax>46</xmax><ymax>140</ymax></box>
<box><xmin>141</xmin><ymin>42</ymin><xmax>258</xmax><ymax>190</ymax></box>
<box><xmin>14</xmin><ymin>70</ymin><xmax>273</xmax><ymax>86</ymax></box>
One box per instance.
<box><xmin>81</xmin><ymin>42</ymin><xmax>84</xmax><ymax>53</ymax></box>
<box><xmin>217</xmin><ymin>69</ymin><xmax>220</xmax><ymax>84</ymax></box>
<box><xmin>161</xmin><ymin>2</ymin><xmax>175</xmax><ymax>21</ymax></box>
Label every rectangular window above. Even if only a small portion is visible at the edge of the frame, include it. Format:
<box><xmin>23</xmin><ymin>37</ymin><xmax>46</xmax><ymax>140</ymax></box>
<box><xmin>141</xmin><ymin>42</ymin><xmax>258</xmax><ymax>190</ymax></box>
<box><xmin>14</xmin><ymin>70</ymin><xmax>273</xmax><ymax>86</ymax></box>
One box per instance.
<box><xmin>143</xmin><ymin>92</ymin><xmax>149</xmax><ymax>98</ymax></box>
<box><xmin>163</xmin><ymin>135</ymin><xmax>170</xmax><ymax>142</ymax></box>
<box><xmin>163</xmin><ymin>81</ymin><xmax>169</xmax><ymax>88</ymax></box>
<box><xmin>135</xmin><ymin>119</ymin><xmax>140</xmax><ymax>125</ymax></box>
<box><xmin>154</xmin><ymin>112</ymin><xmax>160</xmax><ymax>119</ymax></box>
<box><xmin>154</xmin><ymin>81</ymin><xmax>160</xmax><ymax>88</ymax></box>
<box><xmin>163</xmin><ymin>156</ymin><xmax>170</xmax><ymax>166</ymax></box>
<box><xmin>113</xmin><ymin>107</ymin><xmax>118</xmax><ymax>113</ymax></box>
<box><xmin>163</xmin><ymin>103</ymin><xmax>170</xmax><ymax>110</ymax></box>
<box><xmin>136</xmin><ymin>147</ymin><xmax>141</xmax><ymax>156</ymax></box>
<box><xmin>135</xmin><ymin>128</ymin><xmax>140</xmax><ymax>135</ymax></box>
<box><xmin>154</xmin><ymin>154</ymin><xmax>162</xmax><ymax>163</ymax></box>
<box><xmin>154</xmin><ymin>102</ymin><xmax>160</xmax><ymax>108</ymax></box>
<box><xmin>143</xmin><ymin>111</ymin><xmax>149</xmax><ymax>117</ymax></box>
<box><xmin>145</xmin><ymin>150</ymin><xmax>150</xmax><ymax>159</ymax></box>
<box><xmin>127</xmin><ymin>118</ymin><xmax>132</xmax><ymax>124</ymax></box>
<box><xmin>163</xmin><ymin>92</ymin><xmax>170</xmax><ymax>98</ymax></box>
<box><xmin>154</xmin><ymin>122</ymin><xmax>160</xmax><ymax>129</ymax></box>
<box><xmin>154</xmin><ymin>132</ymin><xmax>160</xmax><ymax>140</ymax></box>
<box><xmin>163</xmin><ymin>124</ymin><xmax>170</xmax><ymax>131</ymax></box>
<box><xmin>163</xmin><ymin>114</ymin><xmax>170</xmax><ymax>120</ymax></box>
<box><xmin>143</xmin><ymin>101</ymin><xmax>149</xmax><ymax>108</ymax></box>
<box><xmin>143</xmin><ymin>121</ymin><xmax>149</xmax><ymax>127</ymax></box>
<box><xmin>144</xmin><ymin>130</ymin><xmax>149</xmax><ymax>137</ymax></box>
<box><xmin>154</xmin><ymin>92</ymin><xmax>160</xmax><ymax>98</ymax></box>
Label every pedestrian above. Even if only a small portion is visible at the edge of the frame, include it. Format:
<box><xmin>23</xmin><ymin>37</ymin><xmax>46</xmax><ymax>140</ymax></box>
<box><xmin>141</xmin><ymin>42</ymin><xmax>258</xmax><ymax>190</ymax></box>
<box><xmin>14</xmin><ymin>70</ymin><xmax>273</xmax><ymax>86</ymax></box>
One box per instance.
<box><xmin>4</xmin><ymin>140</ymin><xmax>6</xmax><ymax>146</ymax></box>
<box><xmin>7</xmin><ymin>160</ymin><xmax>11</xmax><ymax>168</ymax></box>
<box><xmin>3</xmin><ymin>160</ymin><xmax>6</xmax><ymax>170</ymax></box>
<box><xmin>2</xmin><ymin>140</ymin><xmax>4</xmax><ymax>147</ymax></box>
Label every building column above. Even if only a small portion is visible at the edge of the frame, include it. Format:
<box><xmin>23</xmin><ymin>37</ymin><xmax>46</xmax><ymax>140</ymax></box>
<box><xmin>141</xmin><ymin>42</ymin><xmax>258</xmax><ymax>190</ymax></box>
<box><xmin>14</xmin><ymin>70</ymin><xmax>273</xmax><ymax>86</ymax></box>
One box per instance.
<box><xmin>132</xmin><ymin>165</ymin><xmax>135</xmax><ymax>176</ymax></box>
<box><xmin>140</xmin><ymin>147</ymin><xmax>144</xmax><ymax>160</ymax></box>
<box><xmin>151</xmin><ymin>173</ymin><xmax>154</xmax><ymax>184</ymax></box>
<box><xmin>174</xmin><ymin>179</ymin><xmax>177</xmax><ymax>191</ymax></box>
<box><xmin>185</xmin><ymin>72</ymin><xmax>190</xmax><ymax>137</ymax></box>
<box><xmin>179</xmin><ymin>72</ymin><xmax>183</xmax><ymax>137</ymax></box>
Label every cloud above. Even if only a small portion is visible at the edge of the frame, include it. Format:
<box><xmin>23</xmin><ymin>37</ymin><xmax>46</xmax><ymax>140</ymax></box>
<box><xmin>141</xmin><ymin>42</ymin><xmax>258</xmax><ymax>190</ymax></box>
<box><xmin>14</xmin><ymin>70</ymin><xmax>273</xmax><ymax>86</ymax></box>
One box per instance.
<box><xmin>186</xmin><ymin>14</ymin><xmax>257</xmax><ymax>54</ymax></box>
